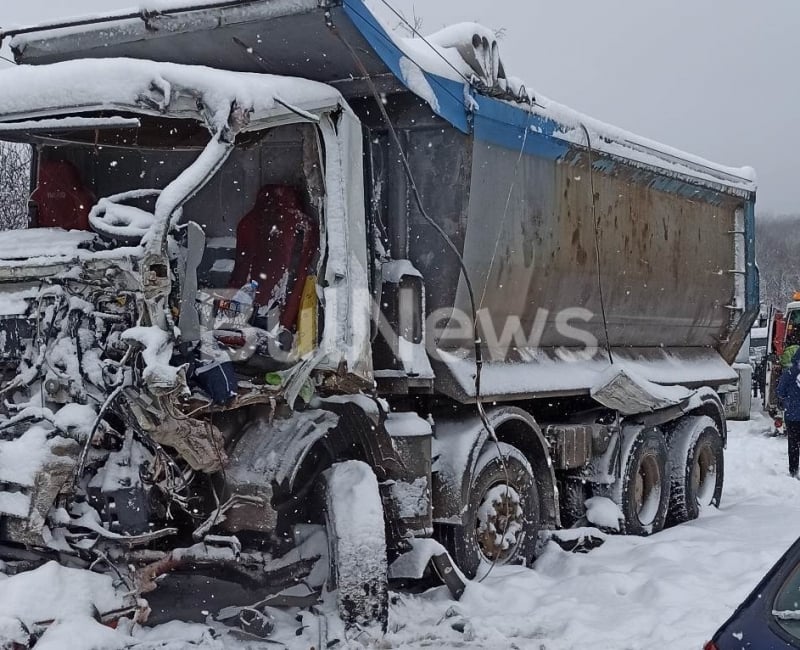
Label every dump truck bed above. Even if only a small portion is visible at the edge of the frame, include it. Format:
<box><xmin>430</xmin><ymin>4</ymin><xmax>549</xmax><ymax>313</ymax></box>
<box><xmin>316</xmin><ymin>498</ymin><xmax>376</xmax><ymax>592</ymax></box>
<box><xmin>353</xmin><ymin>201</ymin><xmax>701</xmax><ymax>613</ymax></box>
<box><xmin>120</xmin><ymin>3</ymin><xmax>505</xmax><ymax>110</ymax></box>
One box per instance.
<box><xmin>3</xmin><ymin>0</ymin><xmax>758</xmax><ymax>401</ymax></box>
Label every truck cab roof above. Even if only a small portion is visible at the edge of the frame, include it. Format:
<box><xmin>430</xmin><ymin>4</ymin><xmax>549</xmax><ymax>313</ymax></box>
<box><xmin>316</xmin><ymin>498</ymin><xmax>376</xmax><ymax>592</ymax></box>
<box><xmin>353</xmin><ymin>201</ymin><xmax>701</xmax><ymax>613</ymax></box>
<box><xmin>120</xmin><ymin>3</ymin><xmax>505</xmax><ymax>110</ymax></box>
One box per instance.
<box><xmin>0</xmin><ymin>57</ymin><xmax>343</xmax><ymax>133</ymax></box>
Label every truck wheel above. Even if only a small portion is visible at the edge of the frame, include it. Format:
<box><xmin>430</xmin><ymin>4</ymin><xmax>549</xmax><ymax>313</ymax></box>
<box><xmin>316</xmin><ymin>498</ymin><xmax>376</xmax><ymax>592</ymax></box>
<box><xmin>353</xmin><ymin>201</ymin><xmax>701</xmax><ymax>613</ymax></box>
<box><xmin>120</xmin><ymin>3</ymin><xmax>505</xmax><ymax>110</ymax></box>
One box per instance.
<box><xmin>440</xmin><ymin>442</ymin><xmax>539</xmax><ymax>579</ymax></box>
<box><xmin>320</xmin><ymin>460</ymin><xmax>388</xmax><ymax>631</ymax></box>
<box><xmin>667</xmin><ymin>416</ymin><xmax>724</xmax><ymax>525</ymax></box>
<box><xmin>615</xmin><ymin>428</ymin><xmax>670</xmax><ymax>535</ymax></box>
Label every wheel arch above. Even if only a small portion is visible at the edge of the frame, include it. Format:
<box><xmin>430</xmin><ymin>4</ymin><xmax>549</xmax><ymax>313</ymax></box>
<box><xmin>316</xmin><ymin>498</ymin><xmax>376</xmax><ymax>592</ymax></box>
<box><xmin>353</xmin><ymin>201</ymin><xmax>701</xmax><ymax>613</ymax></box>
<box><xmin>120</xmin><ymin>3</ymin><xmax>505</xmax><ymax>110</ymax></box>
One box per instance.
<box><xmin>433</xmin><ymin>406</ymin><xmax>560</xmax><ymax>530</ymax></box>
<box><xmin>683</xmin><ymin>387</ymin><xmax>727</xmax><ymax>447</ymax></box>
<box><xmin>273</xmin><ymin>398</ymin><xmax>396</xmax><ymax>526</ymax></box>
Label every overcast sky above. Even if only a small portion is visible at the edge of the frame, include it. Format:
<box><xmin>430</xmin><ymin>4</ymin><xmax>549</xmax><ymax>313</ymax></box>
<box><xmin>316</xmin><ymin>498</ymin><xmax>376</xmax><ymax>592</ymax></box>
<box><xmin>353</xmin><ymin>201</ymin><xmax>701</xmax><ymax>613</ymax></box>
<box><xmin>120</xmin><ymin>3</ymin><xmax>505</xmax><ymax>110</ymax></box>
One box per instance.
<box><xmin>1</xmin><ymin>1</ymin><xmax>796</xmax><ymax>214</ymax></box>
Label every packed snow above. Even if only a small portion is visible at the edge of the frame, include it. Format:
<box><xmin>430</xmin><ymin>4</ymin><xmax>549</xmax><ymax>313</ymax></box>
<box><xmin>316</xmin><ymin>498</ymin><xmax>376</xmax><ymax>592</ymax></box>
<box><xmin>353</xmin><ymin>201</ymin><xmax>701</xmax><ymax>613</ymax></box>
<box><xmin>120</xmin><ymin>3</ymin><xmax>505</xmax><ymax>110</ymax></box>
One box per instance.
<box><xmin>584</xmin><ymin>496</ymin><xmax>623</xmax><ymax>531</ymax></box>
<box><xmin>121</xmin><ymin>326</ymin><xmax>181</xmax><ymax>387</ymax></box>
<box><xmin>0</xmin><ymin>229</ymin><xmax>94</xmax><ymax>262</ymax></box>
<box><xmin>0</xmin><ymin>58</ymin><xmax>340</xmax><ymax>128</ymax></box>
<box><xmin>0</xmin><ymin>408</ymin><xmax>795</xmax><ymax>648</ymax></box>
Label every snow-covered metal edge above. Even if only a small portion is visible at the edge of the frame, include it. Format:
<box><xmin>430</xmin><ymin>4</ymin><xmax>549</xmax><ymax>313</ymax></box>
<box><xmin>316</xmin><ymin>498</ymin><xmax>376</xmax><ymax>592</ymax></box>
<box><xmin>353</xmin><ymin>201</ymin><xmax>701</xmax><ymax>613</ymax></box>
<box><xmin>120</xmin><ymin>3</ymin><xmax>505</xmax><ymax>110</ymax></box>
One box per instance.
<box><xmin>347</xmin><ymin>1</ymin><xmax>756</xmax><ymax>195</ymax></box>
<box><xmin>0</xmin><ymin>58</ymin><xmax>342</xmax><ymax>129</ymax></box>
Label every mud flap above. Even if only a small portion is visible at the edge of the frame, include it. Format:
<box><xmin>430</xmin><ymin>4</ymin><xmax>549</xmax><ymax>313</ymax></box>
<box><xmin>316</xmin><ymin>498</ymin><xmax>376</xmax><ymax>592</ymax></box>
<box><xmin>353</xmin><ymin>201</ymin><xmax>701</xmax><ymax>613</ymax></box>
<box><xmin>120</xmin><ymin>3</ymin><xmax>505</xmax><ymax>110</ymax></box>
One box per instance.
<box><xmin>430</xmin><ymin>553</ymin><xmax>467</xmax><ymax>600</ymax></box>
<box><xmin>544</xmin><ymin>529</ymin><xmax>607</xmax><ymax>554</ymax></box>
<box><xmin>389</xmin><ymin>538</ymin><xmax>467</xmax><ymax>600</ymax></box>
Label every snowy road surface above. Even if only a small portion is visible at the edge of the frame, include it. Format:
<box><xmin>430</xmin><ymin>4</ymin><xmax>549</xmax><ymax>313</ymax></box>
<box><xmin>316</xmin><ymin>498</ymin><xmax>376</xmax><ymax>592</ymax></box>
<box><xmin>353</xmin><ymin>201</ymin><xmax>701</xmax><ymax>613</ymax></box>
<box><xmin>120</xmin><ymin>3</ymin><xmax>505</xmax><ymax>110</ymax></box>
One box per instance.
<box><xmin>2</xmin><ymin>411</ymin><xmax>799</xmax><ymax>649</ymax></box>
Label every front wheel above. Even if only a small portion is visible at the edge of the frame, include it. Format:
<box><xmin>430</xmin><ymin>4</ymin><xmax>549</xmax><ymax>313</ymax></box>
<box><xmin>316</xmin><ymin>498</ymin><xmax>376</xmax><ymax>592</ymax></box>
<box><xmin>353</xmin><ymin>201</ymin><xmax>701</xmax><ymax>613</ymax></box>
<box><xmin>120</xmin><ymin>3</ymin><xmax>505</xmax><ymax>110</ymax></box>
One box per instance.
<box><xmin>438</xmin><ymin>442</ymin><xmax>540</xmax><ymax>579</ymax></box>
<box><xmin>320</xmin><ymin>461</ymin><xmax>388</xmax><ymax>631</ymax></box>
<box><xmin>667</xmin><ymin>416</ymin><xmax>724</xmax><ymax>525</ymax></box>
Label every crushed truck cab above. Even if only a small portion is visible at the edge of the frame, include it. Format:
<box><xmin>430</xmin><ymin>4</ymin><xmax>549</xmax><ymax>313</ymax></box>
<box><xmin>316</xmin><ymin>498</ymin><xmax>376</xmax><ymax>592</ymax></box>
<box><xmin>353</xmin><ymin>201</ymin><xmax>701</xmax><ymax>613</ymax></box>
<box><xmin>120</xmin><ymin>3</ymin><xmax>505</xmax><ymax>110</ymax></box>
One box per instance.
<box><xmin>0</xmin><ymin>0</ymin><xmax>757</xmax><ymax>636</ymax></box>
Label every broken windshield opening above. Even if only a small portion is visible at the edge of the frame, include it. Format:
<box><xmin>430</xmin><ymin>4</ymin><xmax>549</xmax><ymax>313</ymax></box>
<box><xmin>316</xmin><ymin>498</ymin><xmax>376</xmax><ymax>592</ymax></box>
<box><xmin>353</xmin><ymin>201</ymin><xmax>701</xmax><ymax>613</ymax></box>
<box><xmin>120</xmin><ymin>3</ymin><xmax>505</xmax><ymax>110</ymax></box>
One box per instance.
<box><xmin>3</xmin><ymin>114</ymin><xmax>326</xmax><ymax>400</ymax></box>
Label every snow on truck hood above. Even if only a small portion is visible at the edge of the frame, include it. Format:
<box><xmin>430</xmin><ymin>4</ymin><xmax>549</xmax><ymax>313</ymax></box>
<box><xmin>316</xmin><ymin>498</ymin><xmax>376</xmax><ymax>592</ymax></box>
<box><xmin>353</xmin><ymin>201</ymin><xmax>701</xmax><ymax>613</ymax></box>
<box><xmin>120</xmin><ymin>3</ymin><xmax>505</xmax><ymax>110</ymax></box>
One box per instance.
<box><xmin>0</xmin><ymin>57</ymin><xmax>342</xmax><ymax>127</ymax></box>
<box><xmin>0</xmin><ymin>229</ymin><xmax>95</xmax><ymax>261</ymax></box>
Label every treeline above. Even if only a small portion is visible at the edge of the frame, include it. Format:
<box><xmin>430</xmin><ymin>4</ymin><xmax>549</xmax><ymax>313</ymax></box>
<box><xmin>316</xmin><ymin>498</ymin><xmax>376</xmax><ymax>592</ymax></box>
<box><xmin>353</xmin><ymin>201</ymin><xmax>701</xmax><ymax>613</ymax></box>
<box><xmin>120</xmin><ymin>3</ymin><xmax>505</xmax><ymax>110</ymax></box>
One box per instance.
<box><xmin>757</xmin><ymin>213</ymin><xmax>800</xmax><ymax>310</ymax></box>
<box><xmin>0</xmin><ymin>141</ymin><xmax>31</xmax><ymax>231</ymax></box>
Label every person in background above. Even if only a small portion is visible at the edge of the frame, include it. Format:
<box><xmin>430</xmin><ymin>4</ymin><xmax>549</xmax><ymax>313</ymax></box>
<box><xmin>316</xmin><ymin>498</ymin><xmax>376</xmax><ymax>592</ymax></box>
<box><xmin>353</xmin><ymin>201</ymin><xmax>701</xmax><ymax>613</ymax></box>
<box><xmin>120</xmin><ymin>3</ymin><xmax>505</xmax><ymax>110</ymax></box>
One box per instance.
<box><xmin>777</xmin><ymin>347</ymin><xmax>800</xmax><ymax>478</ymax></box>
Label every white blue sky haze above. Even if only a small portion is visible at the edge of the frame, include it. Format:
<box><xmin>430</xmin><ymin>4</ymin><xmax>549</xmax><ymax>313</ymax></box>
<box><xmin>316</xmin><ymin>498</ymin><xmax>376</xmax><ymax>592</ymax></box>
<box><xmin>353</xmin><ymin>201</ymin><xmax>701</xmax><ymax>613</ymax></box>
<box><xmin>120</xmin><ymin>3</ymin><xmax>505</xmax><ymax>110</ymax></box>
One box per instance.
<box><xmin>0</xmin><ymin>0</ymin><xmax>796</xmax><ymax>213</ymax></box>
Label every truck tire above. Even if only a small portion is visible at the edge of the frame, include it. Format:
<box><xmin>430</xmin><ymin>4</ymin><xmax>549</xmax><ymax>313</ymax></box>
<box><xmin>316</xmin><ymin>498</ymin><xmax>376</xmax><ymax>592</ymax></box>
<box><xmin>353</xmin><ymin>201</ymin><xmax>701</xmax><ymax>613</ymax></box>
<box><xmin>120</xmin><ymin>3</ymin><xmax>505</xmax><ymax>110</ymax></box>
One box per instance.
<box><xmin>614</xmin><ymin>428</ymin><xmax>670</xmax><ymax>535</ymax></box>
<box><xmin>667</xmin><ymin>416</ymin><xmax>724</xmax><ymax>525</ymax></box>
<box><xmin>439</xmin><ymin>442</ymin><xmax>539</xmax><ymax>579</ymax></box>
<box><xmin>320</xmin><ymin>460</ymin><xmax>388</xmax><ymax>631</ymax></box>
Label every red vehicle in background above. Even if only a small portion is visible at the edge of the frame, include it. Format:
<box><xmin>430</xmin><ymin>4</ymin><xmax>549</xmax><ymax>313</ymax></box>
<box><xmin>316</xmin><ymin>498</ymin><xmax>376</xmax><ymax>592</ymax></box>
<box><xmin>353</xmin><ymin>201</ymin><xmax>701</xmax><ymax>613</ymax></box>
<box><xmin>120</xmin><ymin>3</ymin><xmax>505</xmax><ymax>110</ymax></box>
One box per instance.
<box><xmin>764</xmin><ymin>297</ymin><xmax>800</xmax><ymax>434</ymax></box>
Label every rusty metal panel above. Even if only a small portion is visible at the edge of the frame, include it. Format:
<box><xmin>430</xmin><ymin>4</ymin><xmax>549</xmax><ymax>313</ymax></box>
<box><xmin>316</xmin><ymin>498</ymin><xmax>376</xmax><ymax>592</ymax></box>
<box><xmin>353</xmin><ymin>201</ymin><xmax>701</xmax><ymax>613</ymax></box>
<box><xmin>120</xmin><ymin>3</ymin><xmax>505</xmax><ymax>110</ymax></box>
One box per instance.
<box><xmin>453</xmin><ymin>142</ymin><xmax>740</xmax><ymax>352</ymax></box>
<box><xmin>426</xmin><ymin>134</ymin><xmax>745</xmax><ymax>400</ymax></box>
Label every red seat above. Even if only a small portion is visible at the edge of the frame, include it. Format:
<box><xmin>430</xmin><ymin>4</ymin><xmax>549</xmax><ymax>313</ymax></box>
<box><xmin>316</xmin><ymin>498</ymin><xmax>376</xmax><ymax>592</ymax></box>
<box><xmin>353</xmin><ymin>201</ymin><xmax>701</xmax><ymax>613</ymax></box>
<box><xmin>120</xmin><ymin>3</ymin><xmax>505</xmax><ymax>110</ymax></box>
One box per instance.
<box><xmin>30</xmin><ymin>160</ymin><xmax>94</xmax><ymax>231</ymax></box>
<box><xmin>230</xmin><ymin>185</ymin><xmax>319</xmax><ymax>330</ymax></box>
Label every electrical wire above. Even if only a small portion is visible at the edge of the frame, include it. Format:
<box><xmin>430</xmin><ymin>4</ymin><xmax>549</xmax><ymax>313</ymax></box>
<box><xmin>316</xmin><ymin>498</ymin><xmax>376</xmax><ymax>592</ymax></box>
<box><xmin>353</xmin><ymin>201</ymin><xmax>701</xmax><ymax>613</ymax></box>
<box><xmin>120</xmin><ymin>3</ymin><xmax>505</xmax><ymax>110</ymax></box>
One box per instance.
<box><xmin>341</xmin><ymin>3</ymin><xmax>473</xmax><ymax>110</ymax></box>
<box><xmin>373</xmin><ymin>0</ymin><xmax>475</xmax><ymax>87</ymax></box>
<box><xmin>329</xmin><ymin>16</ymin><xmax>516</xmax><ymax>583</ymax></box>
<box><xmin>579</xmin><ymin>123</ymin><xmax>614</xmax><ymax>365</ymax></box>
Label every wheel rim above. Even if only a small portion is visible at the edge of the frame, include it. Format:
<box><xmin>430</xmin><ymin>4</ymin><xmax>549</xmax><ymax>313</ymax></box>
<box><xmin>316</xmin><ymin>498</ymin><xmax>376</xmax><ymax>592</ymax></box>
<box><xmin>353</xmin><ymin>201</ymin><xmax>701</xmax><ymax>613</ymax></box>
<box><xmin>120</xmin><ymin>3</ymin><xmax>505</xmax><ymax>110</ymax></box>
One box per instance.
<box><xmin>692</xmin><ymin>443</ymin><xmax>717</xmax><ymax>506</ymax></box>
<box><xmin>475</xmin><ymin>483</ymin><xmax>524</xmax><ymax>564</ymax></box>
<box><xmin>634</xmin><ymin>453</ymin><xmax>662</xmax><ymax>526</ymax></box>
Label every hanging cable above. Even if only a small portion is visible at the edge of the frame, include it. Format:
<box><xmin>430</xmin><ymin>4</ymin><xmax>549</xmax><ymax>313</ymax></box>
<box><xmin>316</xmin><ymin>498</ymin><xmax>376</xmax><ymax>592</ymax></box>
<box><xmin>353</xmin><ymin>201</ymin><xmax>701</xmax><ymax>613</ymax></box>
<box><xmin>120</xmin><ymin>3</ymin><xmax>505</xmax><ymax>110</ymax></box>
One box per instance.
<box><xmin>329</xmin><ymin>18</ymin><xmax>519</xmax><ymax>583</ymax></box>
<box><xmin>478</xmin><ymin>110</ymin><xmax>532</xmax><ymax>310</ymax></box>
<box><xmin>373</xmin><ymin>0</ymin><xmax>476</xmax><ymax>87</ymax></box>
<box><xmin>340</xmin><ymin>2</ymin><xmax>472</xmax><ymax>109</ymax></box>
<box><xmin>579</xmin><ymin>123</ymin><xmax>613</xmax><ymax>365</ymax></box>
<box><xmin>331</xmin><ymin>25</ymin><xmax>485</xmax><ymax>401</ymax></box>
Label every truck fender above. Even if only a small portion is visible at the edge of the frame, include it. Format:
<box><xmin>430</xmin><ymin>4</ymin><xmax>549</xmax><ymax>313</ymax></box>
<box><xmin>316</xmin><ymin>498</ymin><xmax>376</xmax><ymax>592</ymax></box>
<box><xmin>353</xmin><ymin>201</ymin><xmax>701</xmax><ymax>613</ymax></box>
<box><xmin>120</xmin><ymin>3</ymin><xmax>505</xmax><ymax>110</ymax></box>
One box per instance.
<box><xmin>431</xmin><ymin>406</ymin><xmax>560</xmax><ymax>529</ymax></box>
<box><xmin>586</xmin><ymin>386</ymin><xmax>727</xmax><ymax>486</ymax></box>
<box><xmin>623</xmin><ymin>386</ymin><xmax>727</xmax><ymax>447</ymax></box>
<box><xmin>682</xmin><ymin>386</ymin><xmax>728</xmax><ymax>447</ymax></box>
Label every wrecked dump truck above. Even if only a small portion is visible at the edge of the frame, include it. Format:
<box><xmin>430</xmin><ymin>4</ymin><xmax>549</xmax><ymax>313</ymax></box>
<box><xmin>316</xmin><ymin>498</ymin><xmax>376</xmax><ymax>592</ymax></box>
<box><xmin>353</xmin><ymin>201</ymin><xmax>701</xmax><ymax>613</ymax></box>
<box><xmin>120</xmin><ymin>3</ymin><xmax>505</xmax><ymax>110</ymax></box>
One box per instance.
<box><xmin>0</xmin><ymin>0</ymin><xmax>757</xmax><ymax>633</ymax></box>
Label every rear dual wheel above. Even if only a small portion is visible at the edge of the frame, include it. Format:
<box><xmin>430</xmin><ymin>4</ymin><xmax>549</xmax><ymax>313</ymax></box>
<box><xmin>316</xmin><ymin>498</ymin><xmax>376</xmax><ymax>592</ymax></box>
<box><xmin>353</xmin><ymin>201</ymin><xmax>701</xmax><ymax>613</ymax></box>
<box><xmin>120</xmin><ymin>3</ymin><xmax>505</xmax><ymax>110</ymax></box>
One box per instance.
<box><xmin>611</xmin><ymin>419</ymin><xmax>724</xmax><ymax>534</ymax></box>
<box><xmin>616</xmin><ymin>428</ymin><xmax>671</xmax><ymax>535</ymax></box>
<box><xmin>667</xmin><ymin>416</ymin><xmax>724</xmax><ymax>525</ymax></box>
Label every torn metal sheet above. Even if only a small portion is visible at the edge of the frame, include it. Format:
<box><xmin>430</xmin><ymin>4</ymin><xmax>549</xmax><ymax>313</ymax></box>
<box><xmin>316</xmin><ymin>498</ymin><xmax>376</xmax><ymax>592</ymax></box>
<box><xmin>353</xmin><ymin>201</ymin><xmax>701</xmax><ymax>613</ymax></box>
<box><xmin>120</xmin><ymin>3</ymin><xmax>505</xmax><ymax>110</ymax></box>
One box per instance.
<box><xmin>591</xmin><ymin>366</ymin><xmax>693</xmax><ymax>415</ymax></box>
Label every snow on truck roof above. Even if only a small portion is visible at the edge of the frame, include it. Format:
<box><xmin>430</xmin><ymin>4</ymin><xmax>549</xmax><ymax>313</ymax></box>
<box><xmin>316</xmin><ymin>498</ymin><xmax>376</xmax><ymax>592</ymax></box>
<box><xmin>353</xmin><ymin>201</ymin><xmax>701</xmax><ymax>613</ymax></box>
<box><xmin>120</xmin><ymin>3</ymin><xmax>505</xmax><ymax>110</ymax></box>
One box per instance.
<box><xmin>3</xmin><ymin>0</ymin><xmax>755</xmax><ymax>196</ymax></box>
<box><xmin>0</xmin><ymin>57</ymin><xmax>341</xmax><ymax>128</ymax></box>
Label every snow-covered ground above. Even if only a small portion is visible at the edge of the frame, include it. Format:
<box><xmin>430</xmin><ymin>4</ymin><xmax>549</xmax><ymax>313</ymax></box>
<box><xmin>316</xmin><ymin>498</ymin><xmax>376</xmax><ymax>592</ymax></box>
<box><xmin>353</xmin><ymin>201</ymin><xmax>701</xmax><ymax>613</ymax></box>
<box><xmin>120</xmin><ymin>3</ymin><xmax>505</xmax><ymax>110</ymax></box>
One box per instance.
<box><xmin>386</xmin><ymin>410</ymin><xmax>800</xmax><ymax>649</ymax></box>
<box><xmin>1</xmin><ymin>409</ymin><xmax>798</xmax><ymax>649</ymax></box>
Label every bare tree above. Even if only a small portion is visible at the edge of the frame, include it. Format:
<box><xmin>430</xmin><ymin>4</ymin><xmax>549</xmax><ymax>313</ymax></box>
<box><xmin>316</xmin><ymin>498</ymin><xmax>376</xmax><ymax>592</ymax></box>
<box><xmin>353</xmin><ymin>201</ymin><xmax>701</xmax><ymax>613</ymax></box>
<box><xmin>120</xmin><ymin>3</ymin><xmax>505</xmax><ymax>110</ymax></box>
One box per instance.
<box><xmin>756</xmin><ymin>212</ymin><xmax>800</xmax><ymax>310</ymax></box>
<box><xmin>0</xmin><ymin>141</ymin><xmax>31</xmax><ymax>231</ymax></box>
<box><xmin>394</xmin><ymin>5</ymin><xmax>423</xmax><ymax>37</ymax></box>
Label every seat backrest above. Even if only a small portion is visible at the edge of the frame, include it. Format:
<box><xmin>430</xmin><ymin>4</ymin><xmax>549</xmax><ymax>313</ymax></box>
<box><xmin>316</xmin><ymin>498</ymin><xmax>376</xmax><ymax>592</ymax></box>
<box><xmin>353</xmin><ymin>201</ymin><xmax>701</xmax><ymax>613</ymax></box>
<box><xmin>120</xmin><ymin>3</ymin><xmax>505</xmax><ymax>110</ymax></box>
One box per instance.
<box><xmin>30</xmin><ymin>160</ymin><xmax>94</xmax><ymax>230</ymax></box>
<box><xmin>230</xmin><ymin>185</ymin><xmax>319</xmax><ymax>329</ymax></box>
